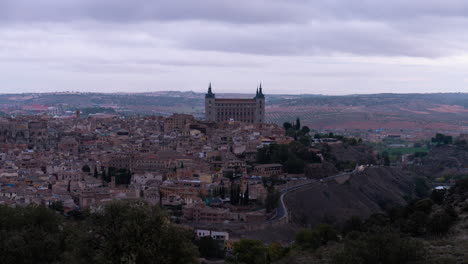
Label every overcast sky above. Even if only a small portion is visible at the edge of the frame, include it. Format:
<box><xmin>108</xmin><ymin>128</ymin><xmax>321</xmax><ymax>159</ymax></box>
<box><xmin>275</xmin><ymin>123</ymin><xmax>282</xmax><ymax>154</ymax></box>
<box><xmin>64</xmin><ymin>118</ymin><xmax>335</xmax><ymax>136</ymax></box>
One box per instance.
<box><xmin>1</xmin><ymin>0</ymin><xmax>468</xmax><ymax>95</ymax></box>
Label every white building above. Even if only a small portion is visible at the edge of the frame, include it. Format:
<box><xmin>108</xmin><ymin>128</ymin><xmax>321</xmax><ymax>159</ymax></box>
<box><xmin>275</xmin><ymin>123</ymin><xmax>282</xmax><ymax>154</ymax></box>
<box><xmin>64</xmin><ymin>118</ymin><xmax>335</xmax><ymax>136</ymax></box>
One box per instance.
<box><xmin>196</xmin><ymin>229</ymin><xmax>230</xmax><ymax>241</ymax></box>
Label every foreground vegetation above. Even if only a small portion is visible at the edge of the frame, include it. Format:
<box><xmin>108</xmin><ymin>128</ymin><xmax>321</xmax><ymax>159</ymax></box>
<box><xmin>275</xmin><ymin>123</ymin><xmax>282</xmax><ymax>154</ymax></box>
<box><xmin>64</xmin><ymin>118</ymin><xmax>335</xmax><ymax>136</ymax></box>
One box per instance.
<box><xmin>0</xmin><ymin>200</ymin><xmax>199</xmax><ymax>264</ymax></box>
<box><xmin>227</xmin><ymin>178</ymin><xmax>468</xmax><ymax>264</ymax></box>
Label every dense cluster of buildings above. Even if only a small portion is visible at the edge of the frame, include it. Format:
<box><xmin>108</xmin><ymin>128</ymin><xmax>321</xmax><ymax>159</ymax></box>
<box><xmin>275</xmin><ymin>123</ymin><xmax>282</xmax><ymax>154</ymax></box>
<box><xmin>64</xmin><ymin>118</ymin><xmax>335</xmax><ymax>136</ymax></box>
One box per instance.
<box><xmin>0</xmin><ymin>88</ymin><xmax>305</xmax><ymax>233</ymax></box>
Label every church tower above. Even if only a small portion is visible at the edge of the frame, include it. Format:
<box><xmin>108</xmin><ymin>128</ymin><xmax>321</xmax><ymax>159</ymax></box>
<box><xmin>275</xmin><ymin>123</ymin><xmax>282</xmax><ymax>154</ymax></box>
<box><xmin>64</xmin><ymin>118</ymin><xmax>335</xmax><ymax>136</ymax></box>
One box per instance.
<box><xmin>254</xmin><ymin>83</ymin><xmax>265</xmax><ymax>123</ymax></box>
<box><xmin>205</xmin><ymin>83</ymin><xmax>216</xmax><ymax>122</ymax></box>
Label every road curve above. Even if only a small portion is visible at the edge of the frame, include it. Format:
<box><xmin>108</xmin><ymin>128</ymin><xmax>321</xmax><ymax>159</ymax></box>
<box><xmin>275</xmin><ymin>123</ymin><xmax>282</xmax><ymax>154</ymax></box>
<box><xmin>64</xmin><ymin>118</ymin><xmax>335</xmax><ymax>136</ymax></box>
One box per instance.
<box><xmin>268</xmin><ymin>168</ymin><xmax>359</xmax><ymax>222</ymax></box>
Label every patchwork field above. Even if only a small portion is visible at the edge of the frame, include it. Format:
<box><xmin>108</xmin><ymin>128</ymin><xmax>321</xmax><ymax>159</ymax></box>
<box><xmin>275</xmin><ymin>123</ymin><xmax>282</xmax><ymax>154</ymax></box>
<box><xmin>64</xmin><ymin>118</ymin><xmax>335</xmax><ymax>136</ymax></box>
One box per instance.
<box><xmin>0</xmin><ymin>92</ymin><xmax>467</xmax><ymax>135</ymax></box>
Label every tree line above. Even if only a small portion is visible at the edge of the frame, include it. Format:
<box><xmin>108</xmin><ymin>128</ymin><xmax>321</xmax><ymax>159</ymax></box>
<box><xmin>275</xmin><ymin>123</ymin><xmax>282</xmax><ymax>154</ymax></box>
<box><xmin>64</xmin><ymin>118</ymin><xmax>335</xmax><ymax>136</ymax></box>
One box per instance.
<box><xmin>0</xmin><ymin>200</ymin><xmax>199</xmax><ymax>264</ymax></box>
<box><xmin>257</xmin><ymin>141</ymin><xmax>321</xmax><ymax>174</ymax></box>
<box><xmin>83</xmin><ymin>165</ymin><xmax>132</xmax><ymax>185</ymax></box>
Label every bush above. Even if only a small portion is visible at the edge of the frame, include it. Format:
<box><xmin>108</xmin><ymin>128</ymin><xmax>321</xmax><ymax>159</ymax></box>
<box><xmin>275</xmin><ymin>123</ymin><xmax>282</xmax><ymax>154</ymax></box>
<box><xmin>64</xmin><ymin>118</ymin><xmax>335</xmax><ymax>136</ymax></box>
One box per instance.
<box><xmin>427</xmin><ymin>207</ymin><xmax>457</xmax><ymax>236</ymax></box>
<box><xmin>232</xmin><ymin>239</ymin><xmax>267</xmax><ymax>264</ymax></box>
<box><xmin>451</xmin><ymin>178</ymin><xmax>468</xmax><ymax>195</ymax></box>
<box><xmin>342</xmin><ymin>216</ymin><xmax>364</xmax><ymax>234</ymax></box>
<box><xmin>430</xmin><ymin>189</ymin><xmax>446</xmax><ymax>205</ymax></box>
<box><xmin>82</xmin><ymin>165</ymin><xmax>91</xmax><ymax>173</ymax></box>
<box><xmin>197</xmin><ymin>236</ymin><xmax>225</xmax><ymax>260</ymax></box>
<box><xmin>0</xmin><ymin>205</ymin><xmax>64</xmax><ymax>264</ymax></box>
<box><xmin>267</xmin><ymin>242</ymin><xmax>288</xmax><ymax>262</ymax></box>
<box><xmin>295</xmin><ymin>224</ymin><xmax>338</xmax><ymax>250</ymax></box>
<box><xmin>333</xmin><ymin>228</ymin><xmax>426</xmax><ymax>264</ymax></box>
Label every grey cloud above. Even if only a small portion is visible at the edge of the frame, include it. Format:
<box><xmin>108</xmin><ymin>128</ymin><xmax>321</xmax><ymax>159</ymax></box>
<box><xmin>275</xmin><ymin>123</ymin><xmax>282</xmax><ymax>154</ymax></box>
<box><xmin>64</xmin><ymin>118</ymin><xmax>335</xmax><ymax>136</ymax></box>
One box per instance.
<box><xmin>2</xmin><ymin>0</ymin><xmax>468</xmax><ymax>24</ymax></box>
<box><xmin>0</xmin><ymin>0</ymin><xmax>303</xmax><ymax>24</ymax></box>
<box><xmin>1</xmin><ymin>1</ymin><xmax>468</xmax><ymax>61</ymax></box>
<box><xmin>2</xmin><ymin>0</ymin><xmax>468</xmax><ymax>58</ymax></box>
<box><xmin>174</xmin><ymin>20</ymin><xmax>464</xmax><ymax>57</ymax></box>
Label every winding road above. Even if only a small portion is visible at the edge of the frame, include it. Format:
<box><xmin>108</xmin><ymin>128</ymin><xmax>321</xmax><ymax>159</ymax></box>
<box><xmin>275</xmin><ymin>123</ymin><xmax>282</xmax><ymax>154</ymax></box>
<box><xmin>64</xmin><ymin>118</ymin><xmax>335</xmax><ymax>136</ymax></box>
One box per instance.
<box><xmin>269</xmin><ymin>167</ymin><xmax>361</xmax><ymax>222</ymax></box>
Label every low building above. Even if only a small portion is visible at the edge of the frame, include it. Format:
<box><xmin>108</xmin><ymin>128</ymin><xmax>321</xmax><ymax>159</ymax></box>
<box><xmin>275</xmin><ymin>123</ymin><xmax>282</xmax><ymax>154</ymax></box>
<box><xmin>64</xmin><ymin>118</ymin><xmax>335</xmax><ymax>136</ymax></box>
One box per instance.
<box><xmin>254</xmin><ymin>164</ymin><xmax>283</xmax><ymax>176</ymax></box>
<box><xmin>195</xmin><ymin>229</ymin><xmax>230</xmax><ymax>241</ymax></box>
<box><xmin>183</xmin><ymin>203</ymin><xmax>230</xmax><ymax>223</ymax></box>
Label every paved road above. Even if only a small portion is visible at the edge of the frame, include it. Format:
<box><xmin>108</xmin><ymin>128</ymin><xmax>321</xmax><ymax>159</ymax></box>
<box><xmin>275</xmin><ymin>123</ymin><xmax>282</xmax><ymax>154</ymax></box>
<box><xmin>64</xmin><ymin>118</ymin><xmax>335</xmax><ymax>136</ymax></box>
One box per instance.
<box><xmin>269</xmin><ymin>168</ymin><xmax>359</xmax><ymax>222</ymax></box>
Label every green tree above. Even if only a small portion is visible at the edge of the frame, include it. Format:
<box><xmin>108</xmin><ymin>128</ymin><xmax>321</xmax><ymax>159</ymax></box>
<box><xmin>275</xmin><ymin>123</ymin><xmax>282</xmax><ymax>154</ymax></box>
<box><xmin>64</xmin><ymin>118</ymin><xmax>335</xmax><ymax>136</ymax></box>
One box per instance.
<box><xmin>82</xmin><ymin>165</ymin><xmax>91</xmax><ymax>173</ymax></box>
<box><xmin>295</xmin><ymin>118</ymin><xmax>301</xmax><ymax>130</ymax></box>
<box><xmin>220</xmin><ymin>186</ymin><xmax>226</xmax><ymax>199</ymax></box>
<box><xmin>265</xmin><ymin>186</ymin><xmax>280</xmax><ymax>213</ymax></box>
<box><xmin>111</xmin><ymin>168</ymin><xmax>132</xmax><ymax>185</ymax></box>
<box><xmin>299</xmin><ymin>135</ymin><xmax>311</xmax><ymax>146</ymax></box>
<box><xmin>283</xmin><ymin>122</ymin><xmax>292</xmax><ymax>131</ymax></box>
<box><xmin>284</xmin><ymin>157</ymin><xmax>305</xmax><ymax>174</ymax></box>
<box><xmin>381</xmin><ymin>151</ymin><xmax>390</xmax><ymax>166</ymax></box>
<box><xmin>431</xmin><ymin>133</ymin><xmax>453</xmax><ymax>145</ymax></box>
<box><xmin>295</xmin><ymin>224</ymin><xmax>338</xmax><ymax>250</ymax></box>
<box><xmin>454</xmin><ymin>139</ymin><xmax>467</xmax><ymax>146</ymax></box>
<box><xmin>101</xmin><ymin>168</ymin><xmax>110</xmax><ymax>183</ymax></box>
<box><xmin>93</xmin><ymin>166</ymin><xmax>98</xmax><ymax>178</ymax></box>
<box><xmin>267</xmin><ymin>242</ymin><xmax>287</xmax><ymax>262</ymax></box>
<box><xmin>197</xmin><ymin>236</ymin><xmax>224</xmax><ymax>259</ymax></box>
<box><xmin>403</xmin><ymin>211</ymin><xmax>429</xmax><ymax>236</ymax></box>
<box><xmin>232</xmin><ymin>239</ymin><xmax>267</xmax><ymax>264</ymax></box>
<box><xmin>333</xmin><ymin>228</ymin><xmax>426</xmax><ymax>264</ymax></box>
<box><xmin>242</xmin><ymin>184</ymin><xmax>250</xmax><ymax>206</ymax></box>
<box><xmin>427</xmin><ymin>208</ymin><xmax>457</xmax><ymax>236</ymax></box>
<box><xmin>342</xmin><ymin>216</ymin><xmax>364</xmax><ymax>234</ymax></box>
<box><xmin>0</xmin><ymin>205</ymin><xmax>65</xmax><ymax>264</ymax></box>
<box><xmin>430</xmin><ymin>189</ymin><xmax>446</xmax><ymax>205</ymax></box>
<box><xmin>50</xmin><ymin>201</ymin><xmax>64</xmax><ymax>214</ymax></box>
<box><xmin>230</xmin><ymin>183</ymin><xmax>242</xmax><ymax>205</ymax></box>
<box><xmin>67</xmin><ymin>200</ymin><xmax>198</xmax><ymax>264</ymax></box>
<box><xmin>256</xmin><ymin>142</ymin><xmax>320</xmax><ymax>173</ymax></box>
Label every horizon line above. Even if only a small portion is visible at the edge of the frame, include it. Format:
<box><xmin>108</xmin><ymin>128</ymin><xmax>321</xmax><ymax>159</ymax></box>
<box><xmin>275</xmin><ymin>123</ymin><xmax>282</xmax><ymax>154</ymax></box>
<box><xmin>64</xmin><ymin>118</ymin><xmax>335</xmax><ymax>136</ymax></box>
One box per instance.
<box><xmin>0</xmin><ymin>91</ymin><xmax>467</xmax><ymax>96</ymax></box>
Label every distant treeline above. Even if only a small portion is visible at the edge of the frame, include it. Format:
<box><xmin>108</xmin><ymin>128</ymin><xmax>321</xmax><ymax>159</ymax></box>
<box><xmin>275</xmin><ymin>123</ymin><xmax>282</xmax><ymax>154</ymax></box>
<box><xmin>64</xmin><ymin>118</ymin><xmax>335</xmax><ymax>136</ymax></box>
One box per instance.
<box><xmin>276</xmin><ymin>93</ymin><xmax>468</xmax><ymax>108</ymax></box>
<box><xmin>79</xmin><ymin>107</ymin><xmax>116</xmax><ymax>115</ymax></box>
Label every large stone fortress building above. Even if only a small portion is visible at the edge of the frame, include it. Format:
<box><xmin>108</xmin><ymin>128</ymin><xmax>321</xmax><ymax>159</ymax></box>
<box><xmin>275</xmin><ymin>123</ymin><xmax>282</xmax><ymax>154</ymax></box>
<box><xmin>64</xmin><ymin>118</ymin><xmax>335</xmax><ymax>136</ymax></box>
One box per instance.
<box><xmin>205</xmin><ymin>83</ymin><xmax>265</xmax><ymax>123</ymax></box>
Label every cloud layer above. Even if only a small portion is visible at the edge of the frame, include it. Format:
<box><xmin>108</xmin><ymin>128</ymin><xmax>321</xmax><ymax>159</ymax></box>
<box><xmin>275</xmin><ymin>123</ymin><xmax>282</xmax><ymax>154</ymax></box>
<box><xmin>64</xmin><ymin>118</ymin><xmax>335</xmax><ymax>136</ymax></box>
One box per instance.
<box><xmin>0</xmin><ymin>0</ymin><xmax>468</xmax><ymax>94</ymax></box>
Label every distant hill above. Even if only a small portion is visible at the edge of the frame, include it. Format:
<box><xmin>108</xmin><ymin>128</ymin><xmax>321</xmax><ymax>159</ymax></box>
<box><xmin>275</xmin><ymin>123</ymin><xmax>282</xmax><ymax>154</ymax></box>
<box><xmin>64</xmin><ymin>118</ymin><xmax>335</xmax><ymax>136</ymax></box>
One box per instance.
<box><xmin>0</xmin><ymin>92</ymin><xmax>467</xmax><ymax>133</ymax></box>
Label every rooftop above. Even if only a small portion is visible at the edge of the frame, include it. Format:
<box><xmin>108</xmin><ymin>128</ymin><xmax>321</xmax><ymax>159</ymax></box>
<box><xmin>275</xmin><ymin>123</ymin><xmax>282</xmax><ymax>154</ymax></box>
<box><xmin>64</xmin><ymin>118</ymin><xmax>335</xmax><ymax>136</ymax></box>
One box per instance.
<box><xmin>215</xmin><ymin>98</ymin><xmax>256</xmax><ymax>103</ymax></box>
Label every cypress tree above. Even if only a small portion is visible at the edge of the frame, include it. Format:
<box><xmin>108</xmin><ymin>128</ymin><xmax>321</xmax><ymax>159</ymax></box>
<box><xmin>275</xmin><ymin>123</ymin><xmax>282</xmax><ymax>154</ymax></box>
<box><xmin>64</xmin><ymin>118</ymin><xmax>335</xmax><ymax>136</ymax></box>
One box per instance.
<box><xmin>230</xmin><ymin>184</ymin><xmax>236</xmax><ymax>205</ymax></box>
<box><xmin>220</xmin><ymin>186</ymin><xmax>225</xmax><ymax>199</ymax></box>
<box><xmin>102</xmin><ymin>169</ymin><xmax>108</xmax><ymax>183</ymax></box>
<box><xmin>243</xmin><ymin>184</ymin><xmax>249</xmax><ymax>205</ymax></box>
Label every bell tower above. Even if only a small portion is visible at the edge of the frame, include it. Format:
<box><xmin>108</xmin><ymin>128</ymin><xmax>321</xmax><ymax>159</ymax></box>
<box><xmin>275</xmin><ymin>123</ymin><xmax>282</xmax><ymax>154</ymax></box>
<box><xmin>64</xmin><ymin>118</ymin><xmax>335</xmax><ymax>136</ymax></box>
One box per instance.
<box><xmin>205</xmin><ymin>83</ymin><xmax>216</xmax><ymax>122</ymax></box>
<box><xmin>255</xmin><ymin>83</ymin><xmax>265</xmax><ymax>123</ymax></box>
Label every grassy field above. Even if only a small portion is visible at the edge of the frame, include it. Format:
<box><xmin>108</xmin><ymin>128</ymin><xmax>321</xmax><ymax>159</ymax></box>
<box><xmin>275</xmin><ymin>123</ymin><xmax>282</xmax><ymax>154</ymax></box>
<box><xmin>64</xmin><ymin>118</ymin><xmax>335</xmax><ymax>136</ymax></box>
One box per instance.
<box><xmin>386</xmin><ymin>147</ymin><xmax>429</xmax><ymax>155</ymax></box>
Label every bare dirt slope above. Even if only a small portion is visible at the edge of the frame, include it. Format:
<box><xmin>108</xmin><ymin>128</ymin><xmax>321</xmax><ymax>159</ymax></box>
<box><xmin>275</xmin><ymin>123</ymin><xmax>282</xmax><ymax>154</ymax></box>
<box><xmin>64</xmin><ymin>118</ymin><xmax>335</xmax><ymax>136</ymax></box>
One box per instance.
<box><xmin>285</xmin><ymin>167</ymin><xmax>417</xmax><ymax>227</ymax></box>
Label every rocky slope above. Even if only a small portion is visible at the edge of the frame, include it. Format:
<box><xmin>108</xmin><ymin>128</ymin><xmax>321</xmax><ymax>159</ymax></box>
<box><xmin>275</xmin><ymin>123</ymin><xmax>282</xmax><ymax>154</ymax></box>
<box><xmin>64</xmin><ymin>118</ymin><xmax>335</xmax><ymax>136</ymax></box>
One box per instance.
<box><xmin>286</xmin><ymin>166</ymin><xmax>418</xmax><ymax>227</ymax></box>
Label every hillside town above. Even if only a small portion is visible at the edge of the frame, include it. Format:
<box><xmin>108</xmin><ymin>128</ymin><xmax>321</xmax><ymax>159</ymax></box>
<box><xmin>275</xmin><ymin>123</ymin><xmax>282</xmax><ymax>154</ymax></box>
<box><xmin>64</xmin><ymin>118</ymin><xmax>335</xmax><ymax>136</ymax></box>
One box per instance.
<box><xmin>0</xmin><ymin>111</ymin><xmax>308</xmax><ymax>228</ymax></box>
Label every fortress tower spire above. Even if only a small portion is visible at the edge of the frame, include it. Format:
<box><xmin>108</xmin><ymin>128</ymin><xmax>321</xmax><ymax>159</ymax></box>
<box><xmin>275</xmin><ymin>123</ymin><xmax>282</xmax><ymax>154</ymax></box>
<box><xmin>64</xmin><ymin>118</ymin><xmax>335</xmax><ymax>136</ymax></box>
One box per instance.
<box><xmin>206</xmin><ymin>82</ymin><xmax>215</xmax><ymax>98</ymax></box>
<box><xmin>256</xmin><ymin>83</ymin><xmax>264</xmax><ymax>99</ymax></box>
